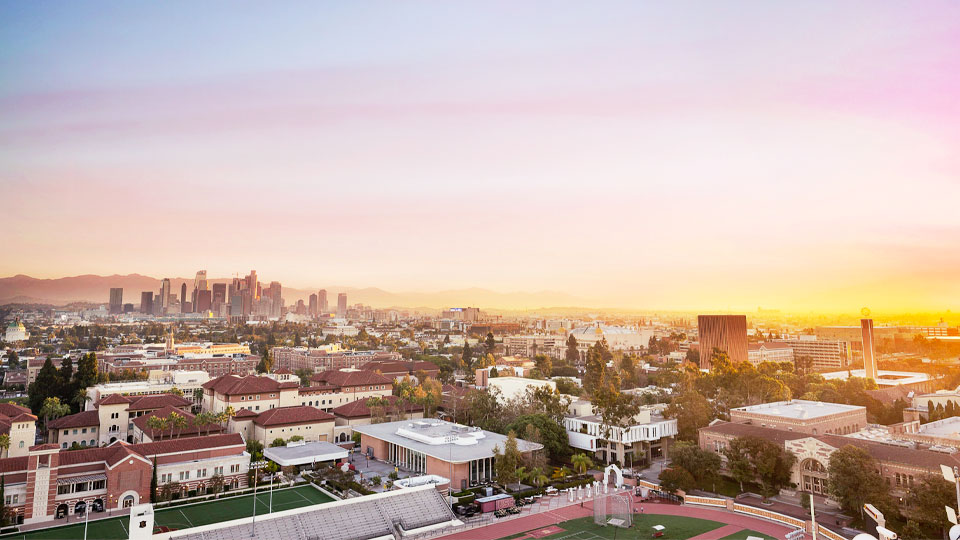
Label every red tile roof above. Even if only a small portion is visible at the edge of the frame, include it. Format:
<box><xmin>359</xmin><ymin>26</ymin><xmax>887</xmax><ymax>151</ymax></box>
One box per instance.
<box><xmin>273</xmin><ymin>368</ymin><xmax>293</xmax><ymax>375</ymax></box>
<box><xmin>310</xmin><ymin>370</ymin><xmax>392</xmax><ymax>387</ymax></box>
<box><xmin>48</xmin><ymin>410</ymin><xmax>100</xmax><ymax>429</ymax></box>
<box><xmin>127</xmin><ymin>394</ymin><xmax>193</xmax><ymax>411</ymax></box>
<box><xmin>233</xmin><ymin>408</ymin><xmax>258</xmax><ymax>419</ymax></box>
<box><xmin>132</xmin><ymin>406</ymin><xmax>221</xmax><ymax>439</ymax></box>
<box><xmin>253</xmin><ymin>406</ymin><xmax>334</xmax><ymax>427</ymax></box>
<box><xmin>97</xmin><ymin>394</ymin><xmax>133</xmax><ymax>406</ymax></box>
<box><xmin>332</xmin><ymin>395</ymin><xmax>423</xmax><ymax>419</ymax></box>
<box><xmin>0</xmin><ymin>402</ymin><xmax>32</xmax><ymax>417</ymax></box>
<box><xmin>202</xmin><ymin>374</ymin><xmax>296</xmax><ymax>395</ymax></box>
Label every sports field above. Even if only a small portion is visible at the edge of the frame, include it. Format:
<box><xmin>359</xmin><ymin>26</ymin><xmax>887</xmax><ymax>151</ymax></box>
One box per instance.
<box><xmin>500</xmin><ymin>516</ymin><xmax>778</xmax><ymax>540</ymax></box>
<box><xmin>6</xmin><ymin>485</ymin><xmax>335</xmax><ymax>540</ymax></box>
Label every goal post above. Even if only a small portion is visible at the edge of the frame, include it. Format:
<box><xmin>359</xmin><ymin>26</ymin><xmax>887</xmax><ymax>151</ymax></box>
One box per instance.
<box><xmin>594</xmin><ymin>493</ymin><xmax>632</xmax><ymax>528</ymax></box>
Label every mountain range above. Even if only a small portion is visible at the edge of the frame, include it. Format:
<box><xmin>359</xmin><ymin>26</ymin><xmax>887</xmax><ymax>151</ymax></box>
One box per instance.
<box><xmin>0</xmin><ymin>274</ymin><xmax>587</xmax><ymax>311</ymax></box>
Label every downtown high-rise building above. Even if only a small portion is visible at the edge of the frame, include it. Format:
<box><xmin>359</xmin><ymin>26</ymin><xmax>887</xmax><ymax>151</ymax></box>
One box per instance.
<box><xmin>195</xmin><ymin>289</ymin><xmax>212</xmax><ymax>312</ymax></box>
<box><xmin>318</xmin><ymin>289</ymin><xmax>328</xmax><ymax>313</ymax></box>
<box><xmin>160</xmin><ymin>278</ymin><xmax>171</xmax><ymax>313</ymax></box>
<box><xmin>697</xmin><ymin>314</ymin><xmax>748</xmax><ymax>369</ymax></box>
<box><xmin>337</xmin><ymin>293</ymin><xmax>347</xmax><ymax>318</ymax></box>
<box><xmin>180</xmin><ymin>283</ymin><xmax>188</xmax><ymax>312</ymax></box>
<box><xmin>139</xmin><ymin>291</ymin><xmax>153</xmax><ymax>314</ymax></box>
<box><xmin>308</xmin><ymin>293</ymin><xmax>318</xmax><ymax>316</ymax></box>
<box><xmin>108</xmin><ymin>288</ymin><xmax>123</xmax><ymax>314</ymax></box>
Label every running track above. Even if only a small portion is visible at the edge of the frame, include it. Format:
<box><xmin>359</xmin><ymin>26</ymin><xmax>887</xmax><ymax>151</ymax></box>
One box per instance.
<box><xmin>437</xmin><ymin>497</ymin><xmax>799</xmax><ymax>540</ymax></box>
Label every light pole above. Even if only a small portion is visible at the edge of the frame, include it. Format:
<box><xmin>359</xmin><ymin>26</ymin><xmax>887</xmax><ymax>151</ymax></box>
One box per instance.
<box><xmin>82</xmin><ymin>502</ymin><xmax>89</xmax><ymax>540</ymax></box>
<box><xmin>444</xmin><ymin>434</ymin><xmax>456</xmax><ymax>511</ymax></box>
<box><xmin>250</xmin><ymin>460</ymin><xmax>268</xmax><ymax>538</ymax></box>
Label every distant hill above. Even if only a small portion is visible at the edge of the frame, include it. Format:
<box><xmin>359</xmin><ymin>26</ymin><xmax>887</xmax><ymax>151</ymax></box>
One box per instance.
<box><xmin>0</xmin><ymin>274</ymin><xmax>586</xmax><ymax>310</ymax></box>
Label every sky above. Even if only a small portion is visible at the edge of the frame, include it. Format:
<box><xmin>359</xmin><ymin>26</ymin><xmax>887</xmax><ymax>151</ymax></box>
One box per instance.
<box><xmin>1</xmin><ymin>1</ymin><xmax>959</xmax><ymax>312</ymax></box>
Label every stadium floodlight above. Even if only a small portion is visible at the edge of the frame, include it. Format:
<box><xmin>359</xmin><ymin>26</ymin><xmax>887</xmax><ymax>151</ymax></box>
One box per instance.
<box><xmin>950</xmin><ymin>523</ymin><xmax>960</xmax><ymax>540</ymax></box>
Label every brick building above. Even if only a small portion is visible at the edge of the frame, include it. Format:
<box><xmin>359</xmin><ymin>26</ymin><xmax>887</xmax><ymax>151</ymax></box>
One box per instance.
<box><xmin>271</xmin><ymin>347</ymin><xmax>401</xmax><ymax>373</ymax></box>
<box><xmin>729</xmin><ymin>399</ymin><xmax>867</xmax><ymax>436</ymax></box>
<box><xmin>1</xmin><ymin>434</ymin><xmax>247</xmax><ymax>525</ymax></box>
<box><xmin>47</xmin><ymin>393</ymin><xmax>194</xmax><ymax>448</ymax></box>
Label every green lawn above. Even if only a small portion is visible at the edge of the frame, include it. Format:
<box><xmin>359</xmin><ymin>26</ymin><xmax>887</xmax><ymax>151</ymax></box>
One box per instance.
<box><xmin>719</xmin><ymin>529</ymin><xmax>777</xmax><ymax>540</ymax></box>
<box><xmin>5</xmin><ymin>485</ymin><xmax>335</xmax><ymax>540</ymax></box>
<box><xmin>500</xmin><ymin>515</ymin><xmax>727</xmax><ymax>540</ymax></box>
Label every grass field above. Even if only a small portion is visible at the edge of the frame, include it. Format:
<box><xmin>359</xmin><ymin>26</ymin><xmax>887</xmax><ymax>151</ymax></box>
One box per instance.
<box><xmin>718</xmin><ymin>529</ymin><xmax>777</xmax><ymax>540</ymax></box>
<box><xmin>500</xmin><ymin>515</ymin><xmax>731</xmax><ymax>540</ymax></box>
<box><xmin>5</xmin><ymin>485</ymin><xmax>335</xmax><ymax>540</ymax></box>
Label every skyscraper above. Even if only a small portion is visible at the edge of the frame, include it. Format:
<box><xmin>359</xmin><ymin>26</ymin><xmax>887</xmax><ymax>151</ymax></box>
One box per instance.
<box><xmin>212</xmin><ymin>283</ymin><xmax>226</xmax><ymax>304</ymax></box>
<box><xmin>195</xmin><ymin>289</ymin><xmax>212</xmax><ymax>313</ymax></box>
<box><xmin>308</xmin><ymin>293</ymin><xmax>318</xmax><ymax>316</ymax></box>
<box><xmin>180</xmin><ymin>283</ymin><xmax>188</xmax><ymax>312</ymax></box>
<box><xmin>337</xmin><ymin>293</ymin><xmax>347</xmax><ymax>318</ymax></box>
<box><xmin>861</xmin><ymin>318</ymin><xmax>878</xmax><ymax>381</ymax></box>
<box><xmin>140</xmin><ymin>291</ymin><xmax>153</xmax><ymax>314</ymax></box>
<box><xmin>109</xmin><ymin>288</ymin><xmax>123</xmax><ymax>314</ymax></box>
<box><xmin>319</xmin><ymin>289</ymin><xmax>328</xmax><ymax>313</ymax></box>
<box><xmin>697</xmin><ymin>314</ymin><xmax>748</xmax><ymax>369</ymax></box>
<box><xmin>160</xmin><ymin>278</ymin><xmax>171</xmax><ymax>313</ymax></box>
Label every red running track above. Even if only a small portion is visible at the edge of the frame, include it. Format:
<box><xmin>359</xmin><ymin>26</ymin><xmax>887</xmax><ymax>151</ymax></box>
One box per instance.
<box><xmin>437</xmin><ymin>497</ymin><xmax>800</xmax><ymax>540</ymax></box>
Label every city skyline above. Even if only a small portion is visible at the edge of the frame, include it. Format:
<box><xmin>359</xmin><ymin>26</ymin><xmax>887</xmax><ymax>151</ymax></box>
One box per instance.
<box><xmin>3</xmin><ymin>2</ymin><xmax>960</xmax><ymax>312</ymax></box>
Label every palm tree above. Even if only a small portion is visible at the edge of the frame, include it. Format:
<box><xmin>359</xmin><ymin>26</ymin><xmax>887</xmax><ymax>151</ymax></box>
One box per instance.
<box><xmin>530</xmin><ymin>467</ymin><xmax>549</xmax><ymax>488</ymax></box>
<box><xmin>169</xmin><ymin>412</ymin><xmax>187</xmax><ymax>439</ymax></box>
<box><xmin>0</xmin><ymin>434</ymin><xmax>10</xmax><ymax>459</ymax></box>
<box><xmin>193</xmin><ymin>388</ymin><xmax>204</xmax><ymax>403</ymax></box>
<box><xmin>72</xmin><ymin>389</ymin><xmax>91</xmax><ymax>411</ymax></box>
<box><xmin>146</xmin><ymin>416</ymin><xmax>166</xmax><ymax>441</ymax></box>
<box><xmin>40</xmin><ymin>397</ymin><xmax>71</xmax><ymax>442</ymax></box>
<box><xmin>516</xmin><ymin>466</ymin><xmax>529</xmax><ymax>486</ymax></box>
<box><xmin>571</xmin><ymin>453</ymin><xmax>593</xmax><ymax>475</ymax></box>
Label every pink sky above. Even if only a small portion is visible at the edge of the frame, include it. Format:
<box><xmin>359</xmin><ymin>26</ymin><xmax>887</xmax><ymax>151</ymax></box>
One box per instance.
<box><xmin>2</xmin><ymin>2</ymin><xmax>959</xmax><ymax>311</ymax></box>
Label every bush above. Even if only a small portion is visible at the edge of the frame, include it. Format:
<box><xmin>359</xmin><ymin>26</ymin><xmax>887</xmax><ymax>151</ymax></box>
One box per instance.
<box><xmin>388</xmin><ymin>471</ymin><xmax>399</xmax><ymax>480</ymax></box>
<box><xmin>371</xmin><ymin>476</ymin><xmax>382</xmax><ymax>486</ymax></box>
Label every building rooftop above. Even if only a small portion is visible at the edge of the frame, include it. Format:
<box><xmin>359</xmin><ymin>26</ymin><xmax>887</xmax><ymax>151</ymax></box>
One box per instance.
<box><xmin>263</xmin><ymin>440</ymin><xmax>347</xmax><ymax>467</ymax></box>
<box><xmin>820</xmin><ymin>369</ymin><xmax>932</xmax><ymax>387</ymax></box>
<box><xmin>917</xmin><ymin>417</ymin><xmax>960</xmax><ymax>440</ymax></box>
<box><xmin>354</xmin><ymin>419</ymin><xmax>542</xmax><ymax>463</ymax></box>
<box><xmin>731</xmin><ymin>399</ymin><xmax>865</xmax><ymax>420</ymax></box>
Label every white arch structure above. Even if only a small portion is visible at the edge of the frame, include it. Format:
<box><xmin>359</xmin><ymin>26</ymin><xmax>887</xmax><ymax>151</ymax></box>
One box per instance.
<box><xmin>603</xmin><ymin>464</ymin><xmax>623</xmax><ymax>488</ymax></box>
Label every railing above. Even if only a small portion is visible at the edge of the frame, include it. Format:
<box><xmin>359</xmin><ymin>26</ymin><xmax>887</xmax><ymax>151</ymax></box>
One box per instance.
<box><xmin>817</xmin><ymin>525</ymin><xmax>848</xmax><ymax>540</ymax></box>
<box><xmin>684</xmin><ymin>495</ymin><xmax>726</xmax><ymax>507</ymax></box>
<box><xmin>732</xmin><ymin>503</ymin><xmax>806</xmax><ymax>529</ymax></box>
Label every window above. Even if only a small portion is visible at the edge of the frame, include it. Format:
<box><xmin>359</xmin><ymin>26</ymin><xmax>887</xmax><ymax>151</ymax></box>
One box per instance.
<box><xmin>197</xmin><ymin>468</ymin><xmax>206</xmax><ymax>478</ymax></box>
<box><xmin>90</xmin><ymin>439</ymin><xmax>96</xmax><ymax>445</ymax></box>
<box><xmin>63</xmin><ymin>430</ymin><xmax>68</xmax><ymax>435</ymax></box>
<box><xmin>82</xmin><ymin>428</ymin><xmax>87</xmax><ymax>434</ymax></box>
<box><xmin>214</xmin><ymin>466</ymin><xmax>224</xmax><ymax>475</ymax></box>
<box><xmin>180</xmin><ymin>471</ymin><xmax>189</xmax><ymax>481</ymax></box>
<box><xmin>92</xmin><ymin>480</ymin><xmax>105</xmax><ymax>490</ymax></box>
<box><xmin>62</xmin><ymin>442</ymin><xmax>67</xmax><ymax>449</ymax></box>
<box><xmin>72</xmin><ymin>429</ymin><xmax>78</xmax><ymax>435</ymax></box>
<box><xmin>91</xmin><ymin>427</ymin><xmax>96</xmax><ymax>433</ymax></box>
<box><xmin>18</xmin><ymin>441</ymin><xmax>23</xmax><ymax>449</ymax></box>
<box><xmin>58</xmin><ymin>485</ymin><xmax>72</xmax><ymax>495</ymax></box>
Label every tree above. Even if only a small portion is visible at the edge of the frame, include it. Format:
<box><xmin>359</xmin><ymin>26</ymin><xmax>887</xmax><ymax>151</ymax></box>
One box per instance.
<box><xmin>571</xmin><ymin>452</ymin><xmax>593</xmax><ymax>475</ymax></box>
<box><xmin>246</xmin><ymin>439</ymin><xmax>264</xmax><ymax>461</ymax></box>
<box><xmin>565</xmin><ymin>335</ymin><xmax>579</xmax><ymax>364</ymax></box>
<box><xmin>461</xmin><ymin>341</ymin><xmax>473</xmax><ymax>369</ymax></box>
<box><xmin>828</xmin><ymin>445</ymin><xmax>895</xmax><ymax>521</ymax></box>
<box><xmin>906</xmin><ymin>474</ymin><xmax>955</xmax><ymax>537</ymax></box>
<box><xmin>271</xmin><ymin>438</ymin><xmax>286</xmax><ymax>447</ymax></box>
<box><xmin>0</xmin><ymin>475</ymin><xmax>6</xmax><ymax>527</ymax></box>
<box><xmin>506</xmin><ymin>414</ymin><xmax>570</xmax><ymax>462</ymax></box>
<box><xmin>899</xmin><ymin>520</ymin><xmax>922</xmax><ymax>540</ymax></box>
<box><xmin>554</xmin><ymin>377</ymin><xmax>582</xmax><ymax>396</ymax></box>
<box><xmin>663</xmin><ymin>389</ymin><xmax>712</xmax><ymax>441</ymax></box>
<box><xmin>28</xmin><ymin>358</ymin><xmax>61</xmax><ymax>412</ymax></box>
<box><xmin>529</xmin><ymin>467</ymin><xmax>549</xmax><ymax>488</ymax></box>
<box><xmin>72</xmin><ymin>388</ymin><xmax>91</xmax><ymax>411</ymax></box>
<box><xmin>670</xmin><ymin>440</ymin><xmax>721</xmax><ymax>489</ymax></box>
<box><xmin>485</xmin><ymin>332</ymin><xmax>496</xmax><ymax>355</ymax></box>
<box><xmin>150</xmin><ymin>457</ymin><xmax>158</xmax><ymax>503</ymax></box>
<box><xmin>209</xmin><ymin>473</ymin><xmax>225</xmax><ymax>495</ymax></box>
<box><xmin>0</xmin><ymin>434</ymin><xmax>9</xmax><ymax>459</ymax></box>
<box><xmin>169</xmin><ymin>412</ymin><xmax>187</xmax><ymax>438</ymax></box>
<box><xmin>169</xmin><ymin>386</ymin><xmax>184</xmax><ymax>397</ymax></box>
<box><xmin>659</xmin><ymin>467</ymin><xmax>696</xmax><ymax>494</ymax></box>
<box><xmin>193</xmin><ymin>388</ymin><xmax>204</xmax><ymax>404</ymax></box>
<box><xmin>722</xmin><ymin>436</ymin><xmax>795</xmax><ymax>499</ymax></box>
<box><xmin>39</xmin><ymin>397</ymin><xmax>70</xmax><ymax>437</ymax></box>
<box><xmin>533</xmin><ymin>355</ymin><xmax>553</xmax><ymax>379</ymax></box>
<box><xmin>492</xmin><ymin>431</ymin><xmax>522</xmax><ymax>487</ymax></box>
<box><xmin>74</xmin><ymin>352</ymin><xmax>99</xmax><ymax>390</ymax></box>
<box><xmin>723</xmin><ymin>437</ymin><xmax>755</xmax><ymax>492</ymax></box>
<box><xmin>583</xmin><ymin>345</ymin><xmax>606</xmax><ymax>396</ymax></box>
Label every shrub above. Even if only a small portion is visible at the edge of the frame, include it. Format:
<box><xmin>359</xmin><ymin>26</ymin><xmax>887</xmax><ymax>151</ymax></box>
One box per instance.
<box><xmin>371</xmin><ymin>476</ymin><xmax>382</xmax><ymax>486</ymax></box>
<box><xmin>388</xmin><ymin>471</ymin><xmax>399</xmax><ymax>480</ymax></box>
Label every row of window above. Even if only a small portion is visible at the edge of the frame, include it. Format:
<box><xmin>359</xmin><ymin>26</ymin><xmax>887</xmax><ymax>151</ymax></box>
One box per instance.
<box><xmin>61</xmin><ymin>440</ymin><xmax>97</xmax><ymax>449</ymax></box>
<box><xmin>239</xmin><ymin>393</ymin><xmax>277</xmax><ymax>401</ymax></box>
<box><xmin>159</xmin><ymin>465</ymin><xmax>239</xmax><ymax>484</ymax></box>
<box><xmin>56</xmin><ymin>480</ymin><xmax>106</xmax><ymax>495</ymax></box>
<box><xmin>62</xmin><ymin>427</ymin><xmax>97</xmax><ymax>436</ymax></box>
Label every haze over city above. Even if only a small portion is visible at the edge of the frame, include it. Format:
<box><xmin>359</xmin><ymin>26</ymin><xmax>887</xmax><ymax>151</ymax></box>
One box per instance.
<box><xmin>2</xmin><ymin>2</ymin><xmax>959</xmax><ymax>312</ymax></box>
